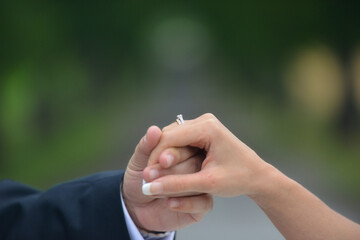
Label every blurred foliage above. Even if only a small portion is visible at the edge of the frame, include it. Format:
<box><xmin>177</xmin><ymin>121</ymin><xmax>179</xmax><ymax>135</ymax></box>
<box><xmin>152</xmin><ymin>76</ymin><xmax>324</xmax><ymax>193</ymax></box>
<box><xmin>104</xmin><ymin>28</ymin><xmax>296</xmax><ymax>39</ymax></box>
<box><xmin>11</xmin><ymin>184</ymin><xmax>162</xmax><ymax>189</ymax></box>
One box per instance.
<box><xmin>0</xmin><ymin>0</ymin><xmax>359</xmax><ymax>204</ymax></box>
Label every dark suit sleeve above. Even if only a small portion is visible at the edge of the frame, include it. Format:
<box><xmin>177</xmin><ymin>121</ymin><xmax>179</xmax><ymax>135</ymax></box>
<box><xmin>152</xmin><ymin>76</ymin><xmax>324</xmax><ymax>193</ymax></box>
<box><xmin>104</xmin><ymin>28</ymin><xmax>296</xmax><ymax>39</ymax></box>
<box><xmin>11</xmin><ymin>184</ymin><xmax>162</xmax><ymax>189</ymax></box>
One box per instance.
<box><xmin>0</xmin><ymin>170</ymin><xmax>131</xmax><ymax>240</ymax></box>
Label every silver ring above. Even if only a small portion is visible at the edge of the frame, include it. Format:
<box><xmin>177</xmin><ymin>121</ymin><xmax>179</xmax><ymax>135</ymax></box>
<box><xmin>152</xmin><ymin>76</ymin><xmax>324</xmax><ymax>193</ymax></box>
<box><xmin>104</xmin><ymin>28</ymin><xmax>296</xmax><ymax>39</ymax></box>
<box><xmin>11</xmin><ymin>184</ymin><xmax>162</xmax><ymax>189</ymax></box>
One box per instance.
<box><xmin>176</xmin><ymin>114</ymin><xmax>184</xmax><ymax>125</ymax></box>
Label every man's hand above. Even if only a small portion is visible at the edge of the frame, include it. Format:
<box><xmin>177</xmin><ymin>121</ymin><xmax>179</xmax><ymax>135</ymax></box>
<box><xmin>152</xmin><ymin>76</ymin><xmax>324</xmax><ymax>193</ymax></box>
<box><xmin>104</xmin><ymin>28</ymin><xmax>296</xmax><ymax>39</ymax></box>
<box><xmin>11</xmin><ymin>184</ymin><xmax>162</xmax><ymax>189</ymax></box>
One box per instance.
<box><xmin>122</xmin><ymin>126</ymin><xmax>213</xmax><ymax>232</ymax></box>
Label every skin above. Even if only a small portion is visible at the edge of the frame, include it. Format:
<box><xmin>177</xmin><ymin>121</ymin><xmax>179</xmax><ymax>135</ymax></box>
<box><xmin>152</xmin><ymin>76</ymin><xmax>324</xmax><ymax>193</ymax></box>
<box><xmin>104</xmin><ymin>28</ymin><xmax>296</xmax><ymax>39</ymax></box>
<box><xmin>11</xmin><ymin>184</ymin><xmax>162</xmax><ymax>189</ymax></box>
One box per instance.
<box><xmin>122</xmin><ymin>126</ymin><xmax>213</xmax><ymax>232</ymax></box>
<box><xmin>143</xmin><ymin>113</ymin><xmax>360</xmax><ymax>240</ymax></box>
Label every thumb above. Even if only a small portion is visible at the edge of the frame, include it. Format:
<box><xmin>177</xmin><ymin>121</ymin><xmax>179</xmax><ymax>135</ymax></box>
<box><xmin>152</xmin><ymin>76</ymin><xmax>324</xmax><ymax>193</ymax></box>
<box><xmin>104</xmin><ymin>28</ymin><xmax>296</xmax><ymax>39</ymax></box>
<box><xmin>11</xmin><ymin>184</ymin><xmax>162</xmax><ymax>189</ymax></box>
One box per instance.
<box><xmin>129</xmin><ymin>126</ymin><xmax>162</xmax><ymax>171</ymax></box>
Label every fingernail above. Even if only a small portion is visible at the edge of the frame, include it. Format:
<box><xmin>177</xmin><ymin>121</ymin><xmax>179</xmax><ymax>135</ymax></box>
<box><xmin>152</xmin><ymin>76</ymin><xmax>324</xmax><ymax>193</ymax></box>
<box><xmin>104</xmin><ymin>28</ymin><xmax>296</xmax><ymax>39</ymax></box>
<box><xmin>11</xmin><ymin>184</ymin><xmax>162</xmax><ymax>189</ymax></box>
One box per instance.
<box><xmin>149</xmin><ymin>169</ymin><xmax>159</xmax><ymax>180</ymax></box>
<box><xmin>165</xmin><ymin>154</ymin><xmax>174</xmax><ymax>167</ymax></box>
<box><xmin>169</xmin><ymin>199</ymin><xmax>180</xmax><ymax>208</ymax></box>
<box><xmin>142</xmin><ymin>182</ymin><xmax>163</xmax><ymax>195</ymax></box>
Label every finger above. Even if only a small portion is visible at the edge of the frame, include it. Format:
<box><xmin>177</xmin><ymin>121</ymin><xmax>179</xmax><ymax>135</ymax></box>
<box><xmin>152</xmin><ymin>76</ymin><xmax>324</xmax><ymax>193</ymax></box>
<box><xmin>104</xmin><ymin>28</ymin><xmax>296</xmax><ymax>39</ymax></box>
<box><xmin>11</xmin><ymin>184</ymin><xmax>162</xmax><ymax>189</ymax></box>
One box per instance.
<box><xmin>167</xmin><ymin>194</ymin><xmax>213</xmax><ymax>214</ymax></box>
<box><xmin>148</xmin><ymin>118</ymin><xmax>216</xmax><ymax>166</ymax></box>
<box><xmin>129</xmin><ymin>126</ymin><xmax>162</xmax><ymax>171</ymax></box>
<box><xmin>158</xmin><ymin>146</ymin><xmax>199</xmax><ymax>169</ymax></box>
<box><xmin>140</xmin><ymin>126</ymin><xmax>162</xmax><ymax>156</ymax></box>
<box><xmin>161</xmin><ymin>121</ymin><xmax>179</xmax><ymax>132</ymax></box>
<box><xmin>142</xmin><ymin>172</ymin><xmax>210</xmax><ymax>196</ymax></box>
<box><xmin>143</xmin><ymin>154</ymin><xmax>203</xmax><ymax>182</ymax></box>
<box><xmin>161</xmin><ymin>113</ymin><xmax>213</xmax><ymax>132</ymax></box>
<box><xmin>161</xmin><ymin>118</ymin><xmax>193</xmax><ymax>132</ymax></box>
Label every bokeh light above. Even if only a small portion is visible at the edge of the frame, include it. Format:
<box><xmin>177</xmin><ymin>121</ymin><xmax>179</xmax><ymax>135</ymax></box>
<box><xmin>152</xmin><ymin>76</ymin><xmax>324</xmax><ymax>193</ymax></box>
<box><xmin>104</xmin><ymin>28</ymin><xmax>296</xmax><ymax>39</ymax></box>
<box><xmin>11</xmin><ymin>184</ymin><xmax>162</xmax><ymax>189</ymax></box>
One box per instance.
<box><xmin>284</xmin><ymin>45</ymin><xmax>345</xmax><ymax>123</ymax></box>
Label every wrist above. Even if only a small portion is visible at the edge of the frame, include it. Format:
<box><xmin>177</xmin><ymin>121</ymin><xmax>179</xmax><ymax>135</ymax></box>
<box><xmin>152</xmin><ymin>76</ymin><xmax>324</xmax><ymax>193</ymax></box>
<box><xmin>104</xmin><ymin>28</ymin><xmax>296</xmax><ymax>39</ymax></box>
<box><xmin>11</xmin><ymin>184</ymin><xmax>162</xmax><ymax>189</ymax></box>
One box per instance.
<box><xmin>248</xmin><ymin>162</ymin><xmax>292</xmax><ymax>208</ymax></box>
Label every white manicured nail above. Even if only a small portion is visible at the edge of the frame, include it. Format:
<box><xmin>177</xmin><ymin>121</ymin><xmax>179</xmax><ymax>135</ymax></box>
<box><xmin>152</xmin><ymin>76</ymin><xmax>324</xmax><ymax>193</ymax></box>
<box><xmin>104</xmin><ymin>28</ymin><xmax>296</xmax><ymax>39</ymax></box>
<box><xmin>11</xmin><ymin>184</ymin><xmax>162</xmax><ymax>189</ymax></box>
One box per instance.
<box><xmin>142</xmin><ymin>182</ymin><xmax>163</xmax><ymax>195</ymax></box>
<box><xmin>142</xmin><ymin>183</ymin><xmax>152</xmax><ymax>195</ymax></box>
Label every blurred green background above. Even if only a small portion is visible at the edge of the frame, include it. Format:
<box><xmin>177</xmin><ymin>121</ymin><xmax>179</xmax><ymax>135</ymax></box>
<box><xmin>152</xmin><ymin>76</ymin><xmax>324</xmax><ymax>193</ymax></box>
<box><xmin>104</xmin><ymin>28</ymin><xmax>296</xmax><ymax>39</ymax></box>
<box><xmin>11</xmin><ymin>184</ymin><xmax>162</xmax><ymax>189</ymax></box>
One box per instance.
<box><xmin>1</xmin><ymin>0</ymin><xmax>359</xmax><ymax>228</ymax></box>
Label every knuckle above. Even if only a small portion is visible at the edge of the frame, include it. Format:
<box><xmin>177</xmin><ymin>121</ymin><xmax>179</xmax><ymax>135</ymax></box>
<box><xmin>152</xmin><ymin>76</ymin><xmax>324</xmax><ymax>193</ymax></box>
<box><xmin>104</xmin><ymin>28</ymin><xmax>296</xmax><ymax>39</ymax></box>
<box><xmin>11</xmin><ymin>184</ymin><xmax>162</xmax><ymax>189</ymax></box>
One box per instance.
<box><xmin>200</xmin><ymin>171</ymin><xmax>218</xmax><ymax>193</ymax></box>
<box><xmin>205</xmin><ymin>117</ymin><xmax>219</xmax><ymax>128</ymax></box>
<box><xmin>202</xmin><ymin>113</ymin><xmax>216</xmax><ymax>120</ymax></box>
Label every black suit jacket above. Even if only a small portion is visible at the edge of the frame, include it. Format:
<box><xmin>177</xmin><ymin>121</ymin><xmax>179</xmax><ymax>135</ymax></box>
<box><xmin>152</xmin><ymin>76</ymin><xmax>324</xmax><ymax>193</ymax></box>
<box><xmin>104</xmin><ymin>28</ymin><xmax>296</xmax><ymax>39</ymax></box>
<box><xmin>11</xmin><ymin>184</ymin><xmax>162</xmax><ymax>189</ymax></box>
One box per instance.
<box><xmin>0</xmin><ymin>171</ymin><xmax>131</xmax><ymax>240</ymax></box>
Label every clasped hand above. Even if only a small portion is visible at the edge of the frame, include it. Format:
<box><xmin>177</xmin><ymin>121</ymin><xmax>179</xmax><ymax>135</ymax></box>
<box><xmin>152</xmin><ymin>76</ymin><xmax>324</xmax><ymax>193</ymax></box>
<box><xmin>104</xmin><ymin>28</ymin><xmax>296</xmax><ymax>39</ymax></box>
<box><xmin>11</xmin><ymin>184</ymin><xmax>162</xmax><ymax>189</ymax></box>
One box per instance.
<box><xmin>122</xmin><ymin>124</ymin><xmax>213</xmax><ymax>232</ymax></box>
<box><xmin>142</xmin><ymin>113</ymin><xmax>270</xmax><ymax>198</ymax></box>
<box><xmin>123</xmin><ymin>113</ymin><xmax>270</xmax><ymax>232</ymax></box>
<box><xmin>123</xmin><ymin>113</ymin><xmax>360</xmax><ymax>240</ymax></box>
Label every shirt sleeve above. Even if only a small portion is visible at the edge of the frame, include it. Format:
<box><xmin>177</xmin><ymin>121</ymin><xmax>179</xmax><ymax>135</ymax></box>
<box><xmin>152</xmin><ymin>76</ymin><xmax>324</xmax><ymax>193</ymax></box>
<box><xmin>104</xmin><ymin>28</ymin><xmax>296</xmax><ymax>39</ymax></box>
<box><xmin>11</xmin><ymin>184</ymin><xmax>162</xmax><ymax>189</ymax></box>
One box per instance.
<box><xmin>120</xmin><ymin>184</ymin><xmax>175</xmax><ymax>240</ymax></box>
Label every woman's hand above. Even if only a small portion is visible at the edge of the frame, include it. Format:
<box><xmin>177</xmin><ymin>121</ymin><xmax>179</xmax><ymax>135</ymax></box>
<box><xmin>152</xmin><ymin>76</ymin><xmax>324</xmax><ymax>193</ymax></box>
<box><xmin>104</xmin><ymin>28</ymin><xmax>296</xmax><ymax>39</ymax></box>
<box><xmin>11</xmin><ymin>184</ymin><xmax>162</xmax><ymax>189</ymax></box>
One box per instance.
<box><xmin>142</xmin><ymin>113</ymin><xmax>274</xmax><ymax>198</ymax></box>
<box><xmin>143</xmin><ymin>114</ymin><xmax>360</xmax><ymax>240</ymax></box>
